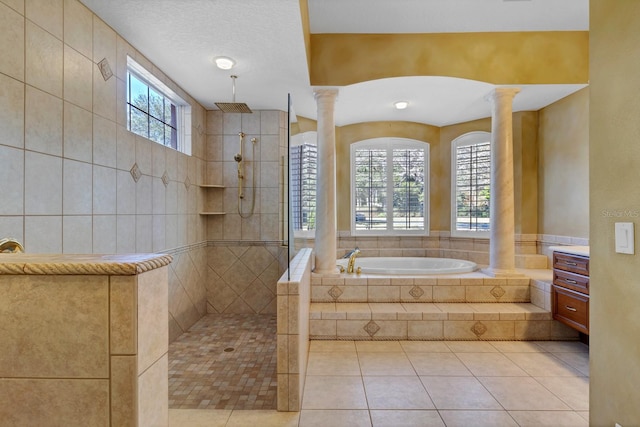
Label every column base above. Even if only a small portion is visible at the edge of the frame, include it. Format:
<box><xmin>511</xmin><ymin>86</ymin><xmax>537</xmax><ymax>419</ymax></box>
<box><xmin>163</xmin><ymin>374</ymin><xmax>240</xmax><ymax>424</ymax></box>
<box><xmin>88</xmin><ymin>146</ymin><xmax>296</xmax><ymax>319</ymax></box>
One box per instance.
<box><xmin>481</xmin><ymin>267</ymin><xmax>525</xmax><ymax>278</ymax></box>
<box><xmin>312</xmin><ymin>267</ymin><xmax>340</xmax><ymax>276</ymax></box>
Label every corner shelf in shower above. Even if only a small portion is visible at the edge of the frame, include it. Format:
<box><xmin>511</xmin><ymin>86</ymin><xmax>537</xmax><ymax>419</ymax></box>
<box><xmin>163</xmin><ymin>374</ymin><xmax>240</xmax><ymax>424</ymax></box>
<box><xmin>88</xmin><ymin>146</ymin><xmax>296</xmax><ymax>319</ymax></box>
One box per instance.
<box><xmin>199</xmin><ymin>212</ymin><xmax>226</xmax><ymax>215</ymax></box>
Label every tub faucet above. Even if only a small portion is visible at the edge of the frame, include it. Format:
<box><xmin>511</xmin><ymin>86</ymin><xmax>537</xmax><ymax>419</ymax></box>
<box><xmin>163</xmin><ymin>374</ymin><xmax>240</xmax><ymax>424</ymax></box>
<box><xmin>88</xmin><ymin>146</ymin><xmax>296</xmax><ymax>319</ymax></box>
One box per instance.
<box><xmin>344</xmin><ymin>247</ymin><xmax>360</xmax><ymax>274</ymax></box>
<box><xmin>0</xmin><ymin>238</ymin><xmax>24</xmax><ymax>253</ymax></box>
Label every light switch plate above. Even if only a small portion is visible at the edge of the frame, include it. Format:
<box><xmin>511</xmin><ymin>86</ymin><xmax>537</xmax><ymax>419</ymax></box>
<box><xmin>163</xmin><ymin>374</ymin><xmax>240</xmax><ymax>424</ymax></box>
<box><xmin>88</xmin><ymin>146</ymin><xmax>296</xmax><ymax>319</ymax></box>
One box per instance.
<box><xmin>615</xmin><ymin>222</ymin><xmax>635</xmax><ymax>254</ymax></box>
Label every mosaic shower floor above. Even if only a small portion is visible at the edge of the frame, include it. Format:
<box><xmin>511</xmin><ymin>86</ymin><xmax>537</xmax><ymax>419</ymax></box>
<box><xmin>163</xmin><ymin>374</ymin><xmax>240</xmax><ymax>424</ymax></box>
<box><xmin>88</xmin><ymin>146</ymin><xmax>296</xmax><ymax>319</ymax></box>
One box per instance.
<box><xmin>168</xmin><ymin>314</ymin><xmax>277</xmax><ymax>410</ymax></box>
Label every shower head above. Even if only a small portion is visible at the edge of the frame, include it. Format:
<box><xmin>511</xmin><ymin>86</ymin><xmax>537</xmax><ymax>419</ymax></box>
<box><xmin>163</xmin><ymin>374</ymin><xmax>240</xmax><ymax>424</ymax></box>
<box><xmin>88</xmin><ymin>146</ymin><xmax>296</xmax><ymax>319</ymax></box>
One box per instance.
<box><xmin>215</xmin><ymin>75</ymin><xmax>252</xmax><ymax>113</ymax></box>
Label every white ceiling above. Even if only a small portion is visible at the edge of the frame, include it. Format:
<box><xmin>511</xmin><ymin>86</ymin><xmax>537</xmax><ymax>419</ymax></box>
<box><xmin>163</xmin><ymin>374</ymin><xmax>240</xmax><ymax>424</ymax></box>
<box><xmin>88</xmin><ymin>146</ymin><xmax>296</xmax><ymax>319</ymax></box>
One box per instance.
<box><xmin>79</xmin><ymin>0</ymin><xmax>589</xmax><ymax>127</ymax></box>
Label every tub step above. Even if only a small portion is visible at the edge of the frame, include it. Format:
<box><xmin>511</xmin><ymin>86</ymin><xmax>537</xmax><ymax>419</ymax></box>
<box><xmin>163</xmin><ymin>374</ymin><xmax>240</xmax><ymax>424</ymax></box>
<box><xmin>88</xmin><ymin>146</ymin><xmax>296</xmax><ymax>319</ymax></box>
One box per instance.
<box><xmin>309</xmin><ymin>302</ymin><xmax>578</xmax><ymax>341</ymax></box>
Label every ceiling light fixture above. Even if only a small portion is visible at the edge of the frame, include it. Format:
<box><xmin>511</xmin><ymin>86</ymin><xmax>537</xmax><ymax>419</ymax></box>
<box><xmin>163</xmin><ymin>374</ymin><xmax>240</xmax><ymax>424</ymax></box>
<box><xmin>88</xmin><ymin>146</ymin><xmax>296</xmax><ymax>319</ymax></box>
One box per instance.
<box><xmin>213</xmin><ymin>56</ymin><xmax>236</xmax><ymax>70</ymax></box>
<box><xmin>394</xmin><ymin>101</ymin><xmax>409</xmax><ymax>110</ymax></box>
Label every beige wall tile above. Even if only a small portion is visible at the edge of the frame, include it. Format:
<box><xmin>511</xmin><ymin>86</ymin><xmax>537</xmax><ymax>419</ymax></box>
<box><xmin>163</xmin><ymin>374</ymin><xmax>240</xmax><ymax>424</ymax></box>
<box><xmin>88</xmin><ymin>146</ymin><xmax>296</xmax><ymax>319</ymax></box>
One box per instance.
<box><xmin>368</xmin><ymin>285</ymin><xmax>400</xmax><ymax>302</ymax></box>
<box><xmin>24</xmin><ymin>215</ymin><xmax>61</xmax><ymax>252</ymax></box>
<box><xmin>309</xmin><ymin>319</ymin><xmax>336</xmax><ymax>338</ymax></box>
<box><xmin>92</xmin><ymin>66</ymin><xmax>116</xmax><ymax>121</ymax></box>
<box><xmin>137</xmin><ymin>266</ymin><xmax>169</xmax><ymax>374</ymax></box>
<box><xmin>25</xmin><ymin>151</ymin><xmax>62</xmax><ymax>215</ymax></box>
<box><xmin>408</xmin><ymin>320</ymin><xmax>444</xmax><ymax>339</ymax></box>
<box><xmin>25</xmin><ymin>85</ymin><xmax>62</xmax><ymax>156</ymax></box>
<box><xmin>63</xmin><ymin>158</ymin><xmax>92</xmax><ymax>215</ymax></box>
<box><xmin>116</xmin><ymin>126</ymin><xmax>135</xmax><ymax>171</ymax></box>
<box><xmin>137</xmin><ymin>353</ymin><xmax>168</xmax><ymax>427</ymax></box>
<box><xmin>0</xmin><ymin>378</ymin><xmax>109</xmax><ymax>427</ymax></box>
<box><xmin>25</xmin><ymin>21</ymin><xmax>62</xmax><ymax>96</ymax></box>
<box><xmin>63</xmin><ymin>0</ymin><xmax>92</xmax><ymax>58</ymax></box>
<box><xmin>0</xmin><ymin>145</ymin><xmax>24</xmax><ymax>215</ymax></box>
<box><xmin>110</xmin><ymin>355</ymin><xmax>136</xmax><ymax>427</ymax></box>
<box><xmin>63</xmin><ymin>101</ymin><xmax>92</xmax><ymax>162</ymax></box>
<box><xmin>92</xmin><ymin>14</ymin><xmax>116</xmax><ymax>65</ymax></box>
<box><xmin>0</xmin><ymin>73</ymin><xmax>24</xmax><ymax>148</ymax></box>
<box><xmin>93</xmin><ymin>114</ymin><xmax>116</xmax><ymax>167</ymax></box>
<box><xmin>0</xmin><ymin>275</ymin><xmax>109</xmax><ymax>377</ymax></box>
<box><xmin>63</xmin><ymin>45</ymin><xmax>92</xmax><ymax>110</ymax></box>
<box><xmin>25</xmin><ymin>0</ymin><xmax>62</xmax><ymax>39</ymax></box>
<box><xmin>0</xmin><ymin>217</ymin><xmax>23</xmax><ymax>244</ymax></box>
<box><xmin>116</xmin><ymin>169</ymin><xmax>136</xmax><ymax>215</ymax></box>
<box><xmin>110</xmin><ymin>275</ymin><xmax>137</xmax><ymax>354</ymax></box>
<box><xmin>152</xmin><ymin>177</ymin><xmax>166</xmax><ymax>214</ymax></box>
<box><xmin>433</xmin><ymin>285</ymin><xmax>465</xmax><ymax>302</ymax></box>
<box><xmin>92</xmin><ymin>214</ymin><xmax>116</xmax><ymax>253</ymax></box>
<box><xmin>92</xmin><ymin>164</ymin><xmax>116</xmax><ymax>214</ymax></box>
<box><xmin>152</xmin><ymin>214</ymin><xmax>165</xmax><ymax>252</ymax></box>
<box><xmin>62</xmin><ymin>215</ymin><xmax>92</xmax><ymax>253</ymax></box>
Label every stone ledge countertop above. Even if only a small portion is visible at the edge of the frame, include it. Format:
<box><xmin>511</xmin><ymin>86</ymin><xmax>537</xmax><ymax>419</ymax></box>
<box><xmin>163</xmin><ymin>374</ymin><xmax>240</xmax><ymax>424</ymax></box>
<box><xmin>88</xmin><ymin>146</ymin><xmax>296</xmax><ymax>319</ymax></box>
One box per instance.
<box><xmin>0</xmin><ymin>253</ymin><xmax>173</xmax><ymax>275</ymax></box>
<box><xmin>549</xmin><ymin>245</ymin><xmax>590</xmax><ymax>257</ymax></box>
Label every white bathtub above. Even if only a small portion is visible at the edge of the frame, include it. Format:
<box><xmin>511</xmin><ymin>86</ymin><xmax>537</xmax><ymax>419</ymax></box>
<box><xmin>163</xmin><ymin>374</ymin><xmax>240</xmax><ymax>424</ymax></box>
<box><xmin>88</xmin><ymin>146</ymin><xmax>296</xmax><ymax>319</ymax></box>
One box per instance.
<box><xmin>337</xmin><ymin>256</ymin><xmax>477</xmax><ymax>275</ymax></box>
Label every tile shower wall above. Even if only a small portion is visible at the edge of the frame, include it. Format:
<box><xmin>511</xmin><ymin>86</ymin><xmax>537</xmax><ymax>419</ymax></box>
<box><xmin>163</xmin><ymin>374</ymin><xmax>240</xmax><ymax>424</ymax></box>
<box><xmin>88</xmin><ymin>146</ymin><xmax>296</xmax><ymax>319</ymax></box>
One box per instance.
<box><xmin>0</xmin><ymin>0</ymin><xmax>208</xmax><ymax>340</ymax></box>
<box><xmin>203</xmin><ymin>110</ymin><xmax>288</xmax><ymax>314</ymax></box>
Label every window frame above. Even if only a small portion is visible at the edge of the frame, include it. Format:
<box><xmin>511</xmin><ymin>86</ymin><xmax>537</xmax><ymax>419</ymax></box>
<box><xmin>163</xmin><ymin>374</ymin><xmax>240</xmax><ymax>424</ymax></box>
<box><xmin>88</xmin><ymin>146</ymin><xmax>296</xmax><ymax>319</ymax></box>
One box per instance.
<box><xmin>450</xmin><ymin>131</ymin><xmax>492</xmax><ymax>238</ymax></box>
<box><xmin>126</xmin><ymin>56</ymin><xmax>191</xmax><ymax>155</ymax></box>
<box><xmin>350</xmin><ymin>137</ymin><xmax>430</xmax><ymax>236</ymax></box>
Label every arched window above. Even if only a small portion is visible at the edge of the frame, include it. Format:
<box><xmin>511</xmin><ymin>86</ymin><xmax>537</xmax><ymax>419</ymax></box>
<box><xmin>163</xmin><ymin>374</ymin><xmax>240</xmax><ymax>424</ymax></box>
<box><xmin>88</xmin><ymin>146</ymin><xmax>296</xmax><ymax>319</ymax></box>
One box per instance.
<box><xmin>451</xmin><ymin>132</ymin><xmax>491</xmax><ymax>237</ymax></box>
<box><xmin>351</xmin><ymin>138</ymin><xmax>429</xmax><ymax>235</ymax></box>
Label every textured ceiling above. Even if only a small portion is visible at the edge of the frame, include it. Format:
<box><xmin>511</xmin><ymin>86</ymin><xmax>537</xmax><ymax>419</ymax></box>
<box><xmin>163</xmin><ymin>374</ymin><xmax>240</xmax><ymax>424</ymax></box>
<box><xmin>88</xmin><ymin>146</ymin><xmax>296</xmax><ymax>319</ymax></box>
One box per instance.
<box><xmin>79</xmin><ymin>0</ymin><xmax>589</xmax><ymax>127</ymax></box>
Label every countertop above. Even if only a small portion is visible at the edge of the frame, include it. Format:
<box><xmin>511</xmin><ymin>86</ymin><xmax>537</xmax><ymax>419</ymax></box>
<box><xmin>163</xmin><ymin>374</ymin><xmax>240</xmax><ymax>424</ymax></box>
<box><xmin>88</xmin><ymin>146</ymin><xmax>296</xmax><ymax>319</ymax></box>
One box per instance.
<box><xmin>549</xmin><ymin>245</ymin><xmax>590</xmax><ymax>257</ymax></box>
<box><xmin>0</xmin><ymin>253</ymin><xmax>173</xmax><ymax>275</ymax></box>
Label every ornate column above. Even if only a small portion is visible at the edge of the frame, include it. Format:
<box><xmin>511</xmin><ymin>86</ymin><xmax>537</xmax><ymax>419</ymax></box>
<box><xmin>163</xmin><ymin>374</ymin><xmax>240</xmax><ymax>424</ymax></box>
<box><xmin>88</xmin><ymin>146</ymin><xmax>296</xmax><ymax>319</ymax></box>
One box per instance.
<box><xmin>485</xmin><ymin>87</ymin><xmax>520</xmax><ymax>277</ymax></box>
<box><xmin>313</xmin><ymin>89</ymin><xmax>339</xmax><ymax>274</ymax></box>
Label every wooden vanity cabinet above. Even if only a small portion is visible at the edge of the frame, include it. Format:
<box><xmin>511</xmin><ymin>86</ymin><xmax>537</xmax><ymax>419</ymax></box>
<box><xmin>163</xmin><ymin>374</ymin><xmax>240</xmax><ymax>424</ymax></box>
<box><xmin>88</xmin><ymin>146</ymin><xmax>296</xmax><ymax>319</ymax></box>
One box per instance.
<box><xmin>552</xmin><ymin>251</ymin><xmax>589</xmax><ymax>335</ymax></box>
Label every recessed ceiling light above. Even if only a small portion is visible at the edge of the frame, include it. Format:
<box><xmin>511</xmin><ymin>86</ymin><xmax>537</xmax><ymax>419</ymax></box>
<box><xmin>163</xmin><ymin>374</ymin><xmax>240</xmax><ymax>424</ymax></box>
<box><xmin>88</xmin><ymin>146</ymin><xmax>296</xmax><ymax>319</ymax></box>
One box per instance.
<box><xmin>213</xmin><ymin>56</ymin><xmax>236</xmax><ymax>70</ymax></box>
<box><xmin>394</xmin><ymin>101</ymin><xmax>409</xmax><ymax>110</ymax></box>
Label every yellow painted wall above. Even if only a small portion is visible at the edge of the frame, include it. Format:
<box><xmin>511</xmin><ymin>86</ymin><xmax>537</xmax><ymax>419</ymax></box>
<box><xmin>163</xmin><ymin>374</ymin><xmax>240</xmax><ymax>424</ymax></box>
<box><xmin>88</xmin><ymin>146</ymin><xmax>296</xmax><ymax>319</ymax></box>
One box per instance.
<box><xmin>310</xmin><ymin>32</ymin><xmax>589</xmax><ymax>86</ymax></box>
<box><xmin>538</xmin><ymin>88</ymin><xmax>589</xmax><ymax>238</ymax></box>
<box><xmin>590</xmin><ymin>1</ymin><xmax>640</xmax><ymax>425</ymax></box>
<box><xmin>513</xmin><ymin>111</ymin><xmax>539</xmax><ymax>234</ymax></box>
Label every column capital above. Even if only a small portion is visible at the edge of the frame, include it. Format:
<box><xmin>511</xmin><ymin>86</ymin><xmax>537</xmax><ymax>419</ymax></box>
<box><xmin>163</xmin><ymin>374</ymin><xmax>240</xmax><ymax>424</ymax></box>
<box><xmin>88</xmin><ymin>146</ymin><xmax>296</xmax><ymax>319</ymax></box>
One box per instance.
<box><xmin>314</xmin><ymin>88</ymin><xmax>339</xmax><ymax>103</ymax></box>
<box><xmin>485</xmin><ymin>87</ymin><xmax>521</xmax><ymax>104</ymax></box>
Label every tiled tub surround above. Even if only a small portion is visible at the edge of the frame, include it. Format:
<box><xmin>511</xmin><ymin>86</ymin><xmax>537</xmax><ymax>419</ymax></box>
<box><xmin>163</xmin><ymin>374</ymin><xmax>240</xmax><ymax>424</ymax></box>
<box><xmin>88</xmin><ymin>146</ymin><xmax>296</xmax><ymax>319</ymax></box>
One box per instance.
<box><xmin>0</xmin><ymin>253</ymin><xmax>171</xmax><ymax>427</ymax></box>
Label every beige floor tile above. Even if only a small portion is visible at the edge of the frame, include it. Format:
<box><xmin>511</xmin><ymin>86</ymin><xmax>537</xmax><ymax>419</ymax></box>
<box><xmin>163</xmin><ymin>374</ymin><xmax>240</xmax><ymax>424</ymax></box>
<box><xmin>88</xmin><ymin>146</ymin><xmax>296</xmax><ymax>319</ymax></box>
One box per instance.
<box><xmin>356</xmin><ymin>341</ymin><xmax>403</xmax><ymax>352</ymax></box>
<box><xmin>400</xmin><ymin>341</ymin><xmax>451</xmax><ymax>353</ymax></box>
<box><xmin>553</xmin><ymin>351</ymin><xmax>590</xmax><ymax>376</ymax></box>
<box><xmin>299</xmin><ymin>409</ymin><xmax>371</xmax><ymax>427</ymax></box>
<box><xmin>508</xmin><ymin>410</ymin><xmax>589</xmax><ymax>426</ymax></box>
<box><xmin>169</xmin><ymin>409</ymin><xmax>231</xmax><ymax>427</ymax></box>
<box><xmin>402</xmin><ymin>303</ymin><xmax>442</xmax><ymax>313</ymax></box>
<box><xmin>358</xmin><ymin>352</ymin><xmax>416</xmax><ymax>375</ymax></box>
<box><xmin>306</xmin><ymin>351</ymin><xmax>361</xmax><ymax>376</ymax></box>
<box><xmin>479</xmin><ymin>377</ymin><xmax>571</xmax><ymax>410</ymax></box>
<box><xmin>438</xmin><ymin>410</ymin><xmax>518</xmax><ymax>427</ymax></box>
<box><xmin>407</xmin><ymin>352</ymin><xmax>472</xmax><ymax>376</ymax></box>
<box><xmin>535</xmin><ymin>376</ymin><xmax>589</xmax><ymax>410</ymax></box>
<box><xmin>302</xmin><ymin>376</ymin><xmax>368</xmax><ymax>409</ymax></box>
<box><xmin>420</xmin><ymin>376</ymin><xmax>502</xmax><ymax>410</ymax></box>
<box><xmin>364</xmin><ymin>376</ymin><xmax>435</xmax><ymax>410</ymax></box>
<box><xmin>225</xmin><ymin>410</ymin><xmax>300</xmax><ymax>427</ymax></box>
<box><xmin>309</xmin><ymin>340</ymin><xmax>356</xmax><ymax>353</ymax></box>
<box><xmin>504</xmin><ymin>352</ymin><xmax>583</xmax><ymax>377</ymax></box>
<box><xmin>370</xmin><ymin>410</ymin><xmax>445</xmax><ymax>427</ymax></box>
<box><xmin>446</xmin><ymin>341</ymin><xmax>499</xmax><ymax>353</ymax></box>
<box><xmin>488</xmin><ymin>340</ymin><xmax>545</xmax><ymax>353</ymax></box>
<box><xmin>456</xmin><ymin>353</ymin><xmax>528</xmax><ymax>376</ymax></box>
<box><xmin>535</xmin><ymin>341</ymin><xmax>589</xmax><ymax>353</ymax></box>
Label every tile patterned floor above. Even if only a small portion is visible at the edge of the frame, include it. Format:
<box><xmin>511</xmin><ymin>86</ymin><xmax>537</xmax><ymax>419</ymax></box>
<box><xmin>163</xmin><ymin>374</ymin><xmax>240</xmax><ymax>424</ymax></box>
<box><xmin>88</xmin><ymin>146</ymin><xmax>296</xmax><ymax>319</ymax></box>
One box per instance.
<box><xmin>170</xmin><ymin>339</ymin><xmax>589</xmax><ymax>426</ymax></box>
<box><xmin>168</xmin><ymin>314</ymin><xmax>277</xmax><ymax>410</ymax></box>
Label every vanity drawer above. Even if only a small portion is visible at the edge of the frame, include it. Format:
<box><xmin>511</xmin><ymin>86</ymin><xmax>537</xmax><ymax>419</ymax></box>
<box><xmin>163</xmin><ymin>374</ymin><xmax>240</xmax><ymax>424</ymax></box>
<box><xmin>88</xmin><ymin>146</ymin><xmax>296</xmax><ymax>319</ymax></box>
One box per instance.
<box><xmin>553</xmin><ymin>252</ymin><xmax>589</xmax><ymax>276</ymax></box>
<box><xmin>552</xmin><ymin>285</ymin><xmax>589</xmax><ymax>334</ymax></box>
<box><xmin>553</xmin><ymin>269</ymin><xmax>589</xmax><ymax>295</ymax></box>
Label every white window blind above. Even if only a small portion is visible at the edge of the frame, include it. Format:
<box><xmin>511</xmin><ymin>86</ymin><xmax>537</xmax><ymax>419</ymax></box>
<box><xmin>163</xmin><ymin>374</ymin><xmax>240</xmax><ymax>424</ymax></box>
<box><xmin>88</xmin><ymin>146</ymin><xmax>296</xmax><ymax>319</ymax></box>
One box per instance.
<box><xmin>454</xmin><ymin>140</ymin><xmax>491</xmax><ymax>233</ymax></box>
<box><xmin>352</xmin><ymin>139</ymin><xmax>428</xmax><ymax>235</ymax></box>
